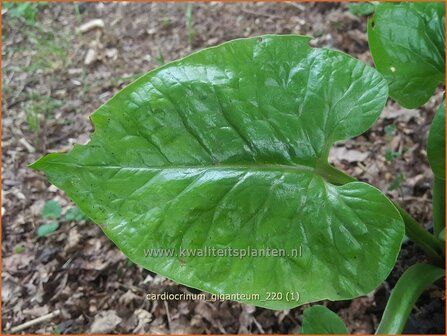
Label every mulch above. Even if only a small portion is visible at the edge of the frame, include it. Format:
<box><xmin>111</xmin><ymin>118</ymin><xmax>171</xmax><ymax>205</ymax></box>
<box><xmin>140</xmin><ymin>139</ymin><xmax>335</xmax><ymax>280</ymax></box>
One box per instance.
<box><xmin>2</xmin><ymin>2</ymin><xmax>444</xmax><ymax>334</ymax></box>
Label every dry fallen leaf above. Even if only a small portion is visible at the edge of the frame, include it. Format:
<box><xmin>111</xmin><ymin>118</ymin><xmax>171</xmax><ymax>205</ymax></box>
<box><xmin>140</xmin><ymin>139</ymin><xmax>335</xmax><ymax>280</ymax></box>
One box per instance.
<box><xmin>119</xmin><ymin>290</ymin><xmax>140</xmax><ymax>305</ymax></box>
<box><xmin>23</xmin><ymin>305</ymin><xmax>50</xmax><ymax>317</ymax></box>
<box><xmin>329</xmin><ymin>147</ymin><xmax>369</xmax><ymax>163</ymax></box>
<box><xmin>89</xmin><ymin>310</ymin><xmax>122</xmax><ymax>333</ymax></box>
<box><xmin>64</xmin><ymin>227</ymin><xmax>81</xmax><ymax>253</ymax></box>
<box><xmin>382</xmin><ymin>105</ymin><xmax>420</xmax><ymax>122</ymax></box>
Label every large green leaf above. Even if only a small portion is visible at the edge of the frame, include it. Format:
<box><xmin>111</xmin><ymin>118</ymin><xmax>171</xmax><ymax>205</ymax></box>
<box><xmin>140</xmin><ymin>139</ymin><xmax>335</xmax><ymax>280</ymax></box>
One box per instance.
<box><xmin>300</xmin><ymin>305</ymin><xmax>349</xmax><ymax>334</ymax></box>
<box><xmin>31</xmin><ymin>35</ymin><xmax>404</xmax><ymax>309</ymax></box>
<box><xmin>368</xmin><ymin>2</ymin><xmax>445</xmax><ymax>108</ymax></box>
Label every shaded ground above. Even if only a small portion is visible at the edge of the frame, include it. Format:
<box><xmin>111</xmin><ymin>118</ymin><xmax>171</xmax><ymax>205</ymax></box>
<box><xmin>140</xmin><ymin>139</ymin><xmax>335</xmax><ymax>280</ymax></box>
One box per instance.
<box><xmin>2</xmin><ymin>2</ymin><xmax>444</xmax><ymax>334</ymax></box>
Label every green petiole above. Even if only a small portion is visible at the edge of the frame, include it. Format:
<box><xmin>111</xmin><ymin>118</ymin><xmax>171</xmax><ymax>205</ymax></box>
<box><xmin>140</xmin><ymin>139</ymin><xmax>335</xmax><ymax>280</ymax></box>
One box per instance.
<box><xmin>376</xmin><ymin>263</ymin><xmax>445</xmax><ymax>334</ymax></box>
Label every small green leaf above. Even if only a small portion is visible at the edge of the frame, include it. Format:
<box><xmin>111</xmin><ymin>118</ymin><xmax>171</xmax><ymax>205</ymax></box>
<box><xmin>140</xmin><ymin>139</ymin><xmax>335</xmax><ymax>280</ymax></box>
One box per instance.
<box><xmin>42</xmin><ymin>200</ymin><xmax>62</xmax><ymax>219</ymax></box>
<box><xmin>37</xmin><ymin>222</ymin><xmax>59</xmax><ymax>237</ymax></box>
<box><xmin>31</xmin><ymin>35</ymin><xmax>404</xmax><ymax>309</ymax></box>
<box><xmin>385</xmin><ymin>148</ymin><xmax>400</xmax><ymax>162</ymax></box>
<box><xmin>8</xmin><ymin>3</ymin><xmax>37</xmax><ymax>23</ymax></box>
<box><xmin>388</xmin><ymin>173</ymin><xmax>405</xmax><ymax>191</ymax></box>
<box><xmin>384</xmin><ymin>124</ymin><xmax>396</xmax><ymax>136</ymax></box>
<box><xmin>64</xmin><ymin>207</ymin><xmax>86</xmax><ymax>222</ymax></box>
<box><xmin>368</xmin><ymin>3</ymin><xmax>445</xmax><ymax>108</ymax></box>
<box><xmin>428</xmin><ymin>100</ymin><xmax>445</xmax><ymax>180</ymax></box>
<box><xmin>53</xmin><ymin>326</ymin><xmax>62</xmax><ymax>335</ymax></box>
<box><xmin>14</xmin><ymin>245</ymin><xmax>25</xmax><ymax>254</ymax></box>
<box><xmin>301</xmin><ymin>305</ymin><xmax>348</xmax><ymax>334</ymax></box>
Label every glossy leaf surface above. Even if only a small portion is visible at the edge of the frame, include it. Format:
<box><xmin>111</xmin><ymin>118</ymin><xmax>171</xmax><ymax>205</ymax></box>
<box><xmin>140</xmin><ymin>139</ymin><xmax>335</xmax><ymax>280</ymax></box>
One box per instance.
<box><xmin>376</xmin><ymin>263</ymin><xmax>445</xmax><ymax>334</ymax></box>
<box><xmin>300</xmin><ymin>305</ymin><xmax>348</xmax><ymax>334</ymax></box>
<box><xmin>428</xmin><ymin>100</ymin><xmax>446</xmax><ymax>236</ymax></box>
<box><xmin>428</xmin><ymin>100</ymin><xmax>445</xmax><ymax>180</ymax></box>
<box><xmin>31</xmin><ymin>35</ymin><xmax>404</xmax><ymax>309</ymax></box>
<box><xmin>368</xmin><ymin>2</ymin><xmax>445</xmax><ymax>108</ymax></box>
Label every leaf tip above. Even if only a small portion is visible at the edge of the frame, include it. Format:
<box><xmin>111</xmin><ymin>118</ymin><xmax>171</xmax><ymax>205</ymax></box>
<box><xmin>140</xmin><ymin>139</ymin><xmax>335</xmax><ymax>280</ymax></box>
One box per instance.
<box><xmin>28</xmin><ymin>158</ymin><xmax>44</xmax><ymax>171</ymax></box>
<box><xmin>28</xmin><ymin>152</ymin><xmax>63</xmax><ymax>171</ymax></box>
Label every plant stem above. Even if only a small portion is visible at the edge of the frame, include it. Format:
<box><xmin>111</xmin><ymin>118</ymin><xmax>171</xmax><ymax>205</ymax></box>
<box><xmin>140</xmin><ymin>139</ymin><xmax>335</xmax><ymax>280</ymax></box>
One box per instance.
<box><xmin>321</xmin><ymin>164</ymin><xmax>444</xmax><ymax>265</ymax></box>
<box><xmin>396</xmin><ymin>206</ymin><xmax>443</xmax><ymax>266</ymax></box>
<box><xmin>433</xmin><ymin>176</ymin><xmax>445</xmax><ymax>238</ymax></box>
<box><xmin>375</xmin><ymin>263</ymin><xmax>445</xmax><ymax>334</ymax></box>
<box><xmin>318</xmin><ymin>163</ymin><xmax>356</xmax><ymax>185</ymax></box>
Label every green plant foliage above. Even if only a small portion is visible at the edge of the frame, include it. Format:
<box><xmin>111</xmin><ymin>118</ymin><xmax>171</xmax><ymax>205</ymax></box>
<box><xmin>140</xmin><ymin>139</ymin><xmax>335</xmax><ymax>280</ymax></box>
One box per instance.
<box><xmin>37</xmin><ymin>222</ymin><xmax>59</xmax><ymax>237</ymax></box>
<box><xmin>384</xmin><ymin>123</ymin><xmax>396</xmax><ymax>137</ymax></box>
<box><xmin>439</xmin><ymin>228</ymin><xmax>445</xmax><ymax>242</ymax></box>
<box><xmin>376</xmin><ymin>263</ymin><xmax>445</xmax><ymax>334</ymax></box>
<box><xmin>64</xmin><ymin>207</ymin><xmax>87</xmax><ymax>222</ymax></box>
<box><xmin>384</xmin><ymin>149</ymin><xmax>400</xmax><ymax>162</ymax></box>
<box><xmin>31</xmin><ymin>35</ymin><xmax>405</xmax><ymax>309</ymax></box>
<box><xmin>14</xmin><ymin>245</ymin><xmax>25</xmax><ymax>254</ymax></box>
<box><xmin>428</xmin><ymin>100</ymin><xmax>445</xmax><ymax>180</ymax></box>
<box><xmin>25</xmin><ymin>95</ymin><xmax>62</xmax><ymax>135</ymax></box>
<box><xmin>428</xmin><ymin>100</ymin><xmax>446</xmax><ymax>237</ymax></box>
<box><xmin>300</xmin><ymin>305</ymin><xmax>348</xmax><ymax>334</ymax></box>
<box><xmin>348</xmin><ymin>2</ymin><xmax>376</xmax><ymax>16</ymax></box>
<box><xmin>368</xmin><ymin>2</ymin><xmax>445</xmax><ymax>108</ymax></box>
<box><xmin>42</xmin><ymin>200</ymin><xmax>62</xmax><ymax>220</ymax></box>
<box><xmin>3</xmin><ymin>2</ymin><xmax>46</xmax><ymax>24</ymax></box>
<box><xmin>388</xmin><ymin>172</ymin><xmax>405</xmax><ymax>191</ymax></box>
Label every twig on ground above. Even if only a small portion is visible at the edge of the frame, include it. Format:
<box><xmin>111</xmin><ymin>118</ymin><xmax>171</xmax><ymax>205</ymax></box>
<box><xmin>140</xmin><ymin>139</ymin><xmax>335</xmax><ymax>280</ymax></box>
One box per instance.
<box><xmin>253</xmin><ymin>316</ymin><xmax>265</xmax><ymax>334</ymax></box>
<box><xmin>163</xmin><ymin>301</ymin><xmax>172</xmax><ymax>333</ymax></box>
<box><xmin>286</xmin><ymin>2</ymin><xmax>306</xmax><ymax>11</ymax></box>
<box><xmin>10</xmin><ymin>309</ymin><xmax>61</xmax><ymax>333</ymax></box>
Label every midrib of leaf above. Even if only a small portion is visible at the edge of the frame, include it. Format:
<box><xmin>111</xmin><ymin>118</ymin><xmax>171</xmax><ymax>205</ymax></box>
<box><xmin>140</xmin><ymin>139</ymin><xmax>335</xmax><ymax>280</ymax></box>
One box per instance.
<box><xmin>33</xmin><ymin>150</ymin><xmax>354</xmax><ymax>186</ymax></box>
<box><xmin>36</xmin><ymin>160</ymin><xmax>318</xmax><ymax>174</ymax></box>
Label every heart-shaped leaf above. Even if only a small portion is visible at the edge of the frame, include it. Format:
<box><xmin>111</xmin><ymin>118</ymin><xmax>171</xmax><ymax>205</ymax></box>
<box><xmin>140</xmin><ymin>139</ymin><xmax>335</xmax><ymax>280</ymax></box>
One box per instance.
<box><xmin>301</xmin><ymin>305</ymin><xmax>348</xmax><ymax>334</ymax></box>
<box><xmin>368</xmin><ymin>2</ymin><xmax>445</xmax><ymax>108</ymax></box>
<box><xmin>31</xmin><ymin>35</ymin><xmax>404</xmax><ymax>309</ymax></box>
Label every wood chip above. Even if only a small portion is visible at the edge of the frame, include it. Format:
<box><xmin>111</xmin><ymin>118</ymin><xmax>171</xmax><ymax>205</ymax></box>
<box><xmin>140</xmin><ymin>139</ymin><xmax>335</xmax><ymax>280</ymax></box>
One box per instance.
<box><xmin>329</xmin><ymin>147</ymin><xmax>369</xmax><ymax>163</ymax></box>
<box><xmin>76</xmin><ymin>19</ymin><xmax>105</xmax><ymax>33</ymax></box>
<box><xmin>84</xmin><ymin>49</ymin><xmax>97</xmax><ymax>65</ymax></box>
<box><xmin>89</xmin><ymin>310</ymin><xmax>122</xmax><ymax>334</ymax></box>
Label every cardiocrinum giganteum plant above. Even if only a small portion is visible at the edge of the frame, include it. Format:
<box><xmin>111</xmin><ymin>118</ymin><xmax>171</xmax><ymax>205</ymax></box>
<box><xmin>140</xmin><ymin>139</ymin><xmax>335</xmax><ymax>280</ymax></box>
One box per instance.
<box><xmin>32</xmin><ymin>30</ymin><xmax>444</xmax><ymax>331</ymax></box>
<box><xmin>300</xmin><ymin>2</ymin><xmax>445</xmax><ymax>334</ymax></box>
